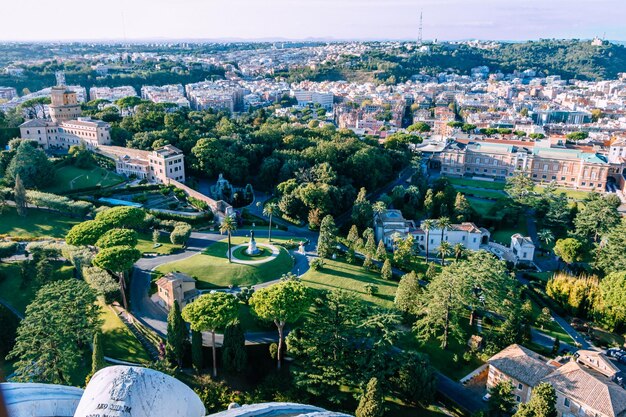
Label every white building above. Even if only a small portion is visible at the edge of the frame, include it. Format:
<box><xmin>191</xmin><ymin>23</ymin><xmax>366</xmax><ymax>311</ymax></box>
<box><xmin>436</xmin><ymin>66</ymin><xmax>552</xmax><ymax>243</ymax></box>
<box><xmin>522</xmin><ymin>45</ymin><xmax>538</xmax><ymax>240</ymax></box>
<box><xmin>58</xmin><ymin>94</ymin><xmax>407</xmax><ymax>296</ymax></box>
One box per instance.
<box><xmin>415</xmin><ymin>220</ymin><xmax>490</xmax><ymax>253</ymax></box>
<box><xmin>510</xmin><ymin>234</ymin><xmax>535</xmax><ymax>262</ymax></box>
<box><xmin>293</xmin><ymin>90</ymin><xmax>334</xmax><ymax>109</ymax></box>
<box><xmin>19</xmin><ymin>86</ymin><xmax>111</xmax><ymax>149</ymax></box>
<box><xmin>89</xmin><ymin>86</ymin><xmax>137</xmax><ymax>102</ymax></box>
<box><xmin>141</xmin><ymin>84</ymin><xmax>189</xmax><ymax>107</ymax></box>
<box><xmin>373</xmin><ymin>209</ymin><xmax>416</xmax><ymax>248</ymax></box>
<box><xmin>0</xmin><ymin>86</ymin><xmax>17</xmax><ymax>100</ymax></box>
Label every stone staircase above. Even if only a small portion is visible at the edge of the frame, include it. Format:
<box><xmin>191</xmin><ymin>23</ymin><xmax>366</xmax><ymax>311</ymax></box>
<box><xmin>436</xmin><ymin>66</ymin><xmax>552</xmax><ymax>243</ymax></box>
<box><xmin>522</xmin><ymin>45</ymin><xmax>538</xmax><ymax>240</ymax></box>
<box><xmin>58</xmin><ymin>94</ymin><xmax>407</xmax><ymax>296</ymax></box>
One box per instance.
<box><xmin>113</xmin><ymin>306</ymin><xmax>161</xmax><ymax>361</ymax></box>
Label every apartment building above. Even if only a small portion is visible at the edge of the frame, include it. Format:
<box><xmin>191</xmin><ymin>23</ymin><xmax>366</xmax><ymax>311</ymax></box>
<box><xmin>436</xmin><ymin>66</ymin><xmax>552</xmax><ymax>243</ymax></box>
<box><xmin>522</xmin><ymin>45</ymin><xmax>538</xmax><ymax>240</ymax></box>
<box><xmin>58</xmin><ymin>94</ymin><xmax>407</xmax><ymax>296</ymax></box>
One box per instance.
<box><xmin>19</xmin><ymin>86</ymin><xmax>111</xmax><ymax>149</ymax></box>
<box><xmin>141</xmin><ymin>84</ymin><xmax>189</xmax><ymax>107</ymax></box>
<box><xmin>293</xmin><ymin>90</ymin><xmax>334</xmax><ymax>109</ymax></box>
<box><xmin>89</xmin><ymin>86</ymin><xmax>137</xmax><ymax>102</ymax></box>
<box><xmin>0</xmin><ymin>87</ymin><xmax>17</xmax><ymax>100</ymax></box>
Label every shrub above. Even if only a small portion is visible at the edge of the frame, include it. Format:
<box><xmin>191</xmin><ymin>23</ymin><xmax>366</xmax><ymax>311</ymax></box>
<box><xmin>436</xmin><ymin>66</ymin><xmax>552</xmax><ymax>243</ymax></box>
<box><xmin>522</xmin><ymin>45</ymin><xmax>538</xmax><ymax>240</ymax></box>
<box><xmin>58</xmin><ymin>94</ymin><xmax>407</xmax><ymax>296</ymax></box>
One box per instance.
<box><xmin>170</xmin><ymin>222</ymin><xmax>192</xmax><ymax>246</ymax></box>
<box><xmin>0</xmin><ymin>241</ymin><xmax>18</xmax><ymax>260</ymax></box>
<box><xmin>269</xmin><ymin>342</ymin><xmax>279</xmax><ymax>360</ymax></box>
<box><xmin>310</xmin><ymin>258</ymin><xmax>325</xmax><ymax>271</ymax></box>
<box><xmin>364</xmin><ymin>283</ymin><xmax>379</xmax><ymax>295</ymax></box>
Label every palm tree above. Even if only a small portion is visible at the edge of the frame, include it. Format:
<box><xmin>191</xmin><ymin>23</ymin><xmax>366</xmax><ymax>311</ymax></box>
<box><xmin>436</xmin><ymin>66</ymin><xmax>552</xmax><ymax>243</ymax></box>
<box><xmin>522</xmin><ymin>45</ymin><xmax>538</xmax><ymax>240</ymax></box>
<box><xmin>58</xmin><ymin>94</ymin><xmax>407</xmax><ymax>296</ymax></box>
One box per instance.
<box><xmin>263</xmin><ymin>203</ymin><xmax>279</xmax><ymax>242</ymax></box>
<box><xmin>422</xmin><ymin>219</ymin><xmax>436</xmax><ymax>263</ymax></box>
<box><xmin>372</xmin><ymin>201</ymin><xmax>387</xmax><ymax>217</ymax></box>
<box><xmin>453</xmin><ymin>243</ymin><xmax>465</xmax><ymax>262</ymax></box>
<box><xmin>438</xmin><ymin>241</ymin><xmax>452</xmax><ymax>264</ymax></box>
<box><xmin>437</xmin><ymin>216</ymin><xmax>452</xmax><ymax>247</ymax></box>
<box><xmin>537</xmin><ymin>229</ymin><xmax>554</xmax><ymax>254</ymax></box>
<box><xmin>220</xmin><ymin>215</ymin><xmax>237</xmax><ymax>263</ymax></box>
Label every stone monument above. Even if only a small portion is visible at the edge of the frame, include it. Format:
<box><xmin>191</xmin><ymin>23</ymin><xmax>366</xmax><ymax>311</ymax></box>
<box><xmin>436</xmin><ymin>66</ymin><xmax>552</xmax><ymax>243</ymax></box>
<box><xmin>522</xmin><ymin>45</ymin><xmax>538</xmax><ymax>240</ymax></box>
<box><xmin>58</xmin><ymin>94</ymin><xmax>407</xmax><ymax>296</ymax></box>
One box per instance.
<box><xmin>246</xmin><ymin>230</ymin><xmax>260</xmax><ymax>256</ymax></box>
<box><xmin>73</xmin><ymin>366</ymin><xmax>205</xmax><ymax>417</ymax></box>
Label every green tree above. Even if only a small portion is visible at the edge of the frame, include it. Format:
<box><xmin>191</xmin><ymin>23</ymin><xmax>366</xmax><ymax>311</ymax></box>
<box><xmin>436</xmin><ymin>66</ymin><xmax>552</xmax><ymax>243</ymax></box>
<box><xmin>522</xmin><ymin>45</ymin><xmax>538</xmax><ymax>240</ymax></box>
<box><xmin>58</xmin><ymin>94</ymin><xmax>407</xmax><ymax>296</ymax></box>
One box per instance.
<box><xmin>166</xmin><ymin>300</ymin><xmax>187</xmax><ymax>367</ymax></box>
<box><xmin>453</xmin><ymin>243</ymin><xmax>465</xmax><ymax>261</ymax></box>
<box><xmin>219</xmin><ymin>216</ymin><xmax>237</xmax><ymax>263</ymax></box>
<box><xmin>95</xmin><ymin>228</ymin><xmax>138</xmax><ymax>249</ymax></box>
<box><xmin>454</xmin><ymin>192</ymin><xmax>471</xmax><ymax>222</ymax></box>
<box><xmin>355</xmin><ymin>377</ymin><xmax>385</xmax><ymax>417</ymax></box>
<box><xmin>317</xmin><ymin>215</ymin><xmax>337</xmax><ymax>258</ymax></box>
<box><xmin>352</xmin><ymin>188</ymin><xmax>374</xmax><ymax>231</ymax></box>
<box><xmin>537</xmin><ymin>229</ymin><xmax>554</xmax><ymax>248</ymax></box>
<box><xmin>191</xmin><ymin>329</ymin><xmax>203</xmax><ymax>373</ymax></box>
<box><xmin>82</xmin><ymin>266</ymin><xmax>118</xmax><ymax>301</ymax></box>
<box><xmin>593</xmin><ymin>219</ymin><xmax>626</xmax><ymax>274</ymax></box>
<box><xmin>93</xmin><ymin>245</ymin><xmax>141</xmax><ymax>310</ymax></box>
<box><xmin>537</xmin><ymin>307</ymin><xmax>552</xmax><ymax>330</ymax></box>
<box><xmin>376</xmin><ymin>239</ymin><xmax>387</xmax><ymax>260</ymax></box>
<box><xmin>407</xmin><ymin>122</ymin><xmax>431</xmax><ymax>133</ymax></box>
<box><xmin>222</xmin><ymin>320</ymin><xmax>247</xmax><ymax>373</ymax></box>
<box><xmin>347</xmin><ymin>224</ymin><xmax>360</xmax><ymax>248</ymax></box>
<box><xmin>8</xmin><ymin>280</ymin><xmax>101</xmax><ymax>384</ymax></box>
<box><xmin>381</xmin><ymin>258</ymin><xmax>393</xmax><ymax>280</ymax></box>
<box><xmin>395</xmin><ymin>272</ymin><xmax>422</xmax><ymax>315</ymax></box>
<box><xmin>14</xmin><ymin>174</ymin><xmax>27</xmax><ymax>217</ymax></box>
<box><xmin>391</xmin><ymin>351</ymin><xmax>437</xmax><ymax>406</ymax></box>
<box><xmin>263</xmin><ymin>202</ymin><xmax>279</xmax><ymax>242</ymax></box>
<box><xmin>182</xmin><ymin>292</ymin><xmax>239</xmax><ymax>377</ymax></box>
<box><xmin>514</xmin><ymin>382</ymin><xmax>556</xmax><ymax>417</ymax></box>
<box><xmin>250</xmin><ymin>280</ymin><xmax>309</xmax><ymax>369</ymax></box>
<box><xmin>65</xmin><ymin>220</ymin><xmax>109</xmax><ymax>246</ymax></box>
<box><xmin>553</xmin><ymin>238</ymin><xmax>584</xmax><ymax>265</ymax></box>
<box><xmin>392</xmin><ymin>235</ymin><xmax>414</xmax><ymax>266</ymax></box>
<box><xmin>506</xmin><ymin>172</ymin><xmax>536</xmax><ymax>206</ymax></box>
<box><xmin>598</xmin><ymin>271</ymin><xmax>626</xmax><ymax>331</ymax></box>
<box><xmin>6</xmin><ymin>140</ymin><xmax>54</xmax><ymax>188</ymax></box>
<box><xmin>95</xmin><ymin>206</ymin><xmax>146</xmax><ymax>229</ymax></box>
<box><xmin>436</xmin><ymin>217</ymin><xmax>451</xmax><ymax>245</ymax></box>
<box><xmin>488</xmin><ymin>381</ymin><xmax>516</xmax><ymax>417</ymax></box>
<box><xmin>574</xmin><ymin>192</ymin><xmax>620</xmax><ymax>242</ymax></box>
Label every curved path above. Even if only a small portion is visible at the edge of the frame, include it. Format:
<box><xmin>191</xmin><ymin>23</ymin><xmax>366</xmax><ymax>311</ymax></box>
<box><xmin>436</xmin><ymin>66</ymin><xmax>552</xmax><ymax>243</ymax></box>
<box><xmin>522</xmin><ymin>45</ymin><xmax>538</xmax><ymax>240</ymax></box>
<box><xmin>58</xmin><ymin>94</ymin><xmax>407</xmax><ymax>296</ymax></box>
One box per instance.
<box><xmin>229</xmin><ymin>243</ymin><xmax>280</xmax><ymax>265</ymax></box>
<box><xmin>130</xmin><ymin>228</ymin><xmax>313</xmax><ymax>346</ymax></box>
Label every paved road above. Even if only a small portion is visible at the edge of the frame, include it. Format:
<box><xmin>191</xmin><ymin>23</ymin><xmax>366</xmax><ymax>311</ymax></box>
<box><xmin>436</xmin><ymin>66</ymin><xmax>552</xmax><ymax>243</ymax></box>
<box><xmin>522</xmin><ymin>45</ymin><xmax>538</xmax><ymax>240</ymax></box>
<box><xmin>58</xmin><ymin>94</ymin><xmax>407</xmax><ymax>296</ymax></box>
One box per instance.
<box><xmin>436</xmin><ymin>372</ymin><xmax>486</xmax><ymax>414</ymax></box>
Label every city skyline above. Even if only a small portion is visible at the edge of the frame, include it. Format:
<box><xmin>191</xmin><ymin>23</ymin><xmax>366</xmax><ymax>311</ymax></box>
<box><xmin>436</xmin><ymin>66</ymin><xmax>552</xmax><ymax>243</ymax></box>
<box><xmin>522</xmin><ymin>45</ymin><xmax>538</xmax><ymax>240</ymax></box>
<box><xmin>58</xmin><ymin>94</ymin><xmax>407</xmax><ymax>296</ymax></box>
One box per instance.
<box><xmin>2</xmin><ymin>0</ymin><xmax>625</xmax><ymax>42</ymax></box>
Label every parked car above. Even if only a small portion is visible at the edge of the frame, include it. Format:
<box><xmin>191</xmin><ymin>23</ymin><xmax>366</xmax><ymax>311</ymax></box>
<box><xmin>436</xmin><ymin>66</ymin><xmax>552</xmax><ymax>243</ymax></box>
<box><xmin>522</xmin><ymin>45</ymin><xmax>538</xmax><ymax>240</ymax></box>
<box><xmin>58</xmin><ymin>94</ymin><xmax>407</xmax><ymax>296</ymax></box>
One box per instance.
<box><xmin>482</xmin><ymin>393</ymin><xmax>492</xmax><ymax>402</ymax></box>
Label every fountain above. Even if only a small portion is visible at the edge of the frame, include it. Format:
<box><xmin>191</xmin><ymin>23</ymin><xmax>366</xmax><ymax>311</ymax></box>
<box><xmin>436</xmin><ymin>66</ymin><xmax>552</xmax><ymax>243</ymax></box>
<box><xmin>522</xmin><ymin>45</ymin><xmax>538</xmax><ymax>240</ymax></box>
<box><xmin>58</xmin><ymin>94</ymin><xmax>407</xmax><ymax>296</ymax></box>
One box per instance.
<box><xmin>246</xmin><ymin>229</ymin><xmax>261</xmax><ymax>255</ymax></box>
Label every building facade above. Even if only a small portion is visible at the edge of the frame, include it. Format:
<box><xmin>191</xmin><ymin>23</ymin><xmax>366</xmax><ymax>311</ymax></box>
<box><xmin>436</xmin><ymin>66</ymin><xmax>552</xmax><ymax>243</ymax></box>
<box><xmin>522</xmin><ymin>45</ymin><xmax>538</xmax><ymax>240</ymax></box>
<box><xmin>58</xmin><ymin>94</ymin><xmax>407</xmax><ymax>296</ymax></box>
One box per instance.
<box><xmin>155</xmin><ymin>272</ymin><xmax>199</xmax><ymax>311</ymax></box>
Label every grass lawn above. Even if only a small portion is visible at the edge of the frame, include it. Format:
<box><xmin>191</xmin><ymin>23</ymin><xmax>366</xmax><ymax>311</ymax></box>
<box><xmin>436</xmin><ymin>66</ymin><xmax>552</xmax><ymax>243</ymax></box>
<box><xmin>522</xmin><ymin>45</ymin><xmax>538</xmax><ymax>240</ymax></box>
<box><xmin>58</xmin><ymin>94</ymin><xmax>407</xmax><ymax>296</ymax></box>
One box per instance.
<box><xmin>490</xmin><ymin>218</ymin><xmax>528</xmax><ymax>245</ymax></box>
<box><xmin>300</xmin><ymin>258</ymin><xmax>398</xmax><ymax>309</ymax></box>
<box><xmin>455</xmin><ymin>187</ymin><xmax>506</xmax><ymax>200</ymax></box>
<box><xmin>534</xmin><ymin>185</ymin><xmax>591</xmax><ymax>201</ymax></box>
<box><xmin>589</xmin><ymin>327</ymin><xmax>625</xmax><ymax>349</ymax></box>
<box><xmin>156</xmin><ymin>236</ymin><xmax>295</xmax><ymax>289</ymax></box>
<box><xmin>447</xmin><ymin>177</ymin><xmax>506</xmax><ymax>190</ymax></box>
<box><xmin>526</xmin><ymin>296</ymin><xmax>574</xmax><ymax>344</ymax></box>
<box><xmin>45</xmin><ymin>165</ymin><xmax>125</xmax><ymax>194</ymax></box>
<box><xmin>0</xmin><ymin>262</ymin><xmax>75</xmax><ymax>314</ymax></box>
<box><xmin>99</xmin><ymin>301</ymin><xmax>151</xmax><ymax>364</ymax></box>
<box><xmin>467</xmin><ymin>197</ymin><xmax>497</xmax><ymax>217</ymax></box>
<box><xmin>0</xmin><ymin>208</ymin><xmax>80</xmax><ymax>239</ymax></box>
<box><xmin>135</xmin><ymin>232</ymin><xmax>181</xmax><ymax>255</ymax></box>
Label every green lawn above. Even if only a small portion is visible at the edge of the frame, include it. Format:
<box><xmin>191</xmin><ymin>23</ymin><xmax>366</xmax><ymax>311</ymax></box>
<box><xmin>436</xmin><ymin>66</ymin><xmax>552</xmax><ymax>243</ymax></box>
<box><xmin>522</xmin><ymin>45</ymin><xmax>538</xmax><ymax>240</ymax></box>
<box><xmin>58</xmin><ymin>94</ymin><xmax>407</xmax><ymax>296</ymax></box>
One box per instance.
<box><xmin>526</xmin><ymin>296</ymin><xmax>574</xmax><ymax>344</ymax></box>
<box><xmin>490</xmin><ymin>218</ymin><xmax>528</xmax><ymax>245</ymax></box>
<box><xmin>135</xmin><ymin>232</ymin><xmax>181</xmax><ymax>255</ymax></box>
<box><xmin>455</xmin><ymin>187</ymin><xmax>506</xmax><ymax>200</ymax></box>
<box><xmin>447</xmin><ymin>177</ymin><xmax>506</xmax><ymax>190</ymax></box>
<box><xmin>99</xmin><ymin>302</ymin><xmax>151</xmax><ymax>364</ymax></box>
<box><xmin>300</xmin><ymin>258</ymin><xmax>399</xmax><ymax>309</ymax></box>
<box><xmin>534</xmin><ymin>185</ymin><xmax>591</xmax><ymax>201</ymax></box>
<box><xmin>45</xmin><ymin>165</ymin><xmax>125</xmax><ymax>194</ymax></box>
<box><xmin>0</xmin><ymin>208</ymin><xmax>80</xmax><ymax>239</ymax></box>
<box><xmin>156</xmin><ymin>236</ymin><xmax>295</xmax><ymax>289</ymax></box>
<box><xmin>0</xmin><ymin>262</ymin><xmax>75</xmax><ymax>314</ymax></box>
<box><xmin>467</xmin><ymin>197</ymin><xmax>497</xmax><ymax>217</ymax></box>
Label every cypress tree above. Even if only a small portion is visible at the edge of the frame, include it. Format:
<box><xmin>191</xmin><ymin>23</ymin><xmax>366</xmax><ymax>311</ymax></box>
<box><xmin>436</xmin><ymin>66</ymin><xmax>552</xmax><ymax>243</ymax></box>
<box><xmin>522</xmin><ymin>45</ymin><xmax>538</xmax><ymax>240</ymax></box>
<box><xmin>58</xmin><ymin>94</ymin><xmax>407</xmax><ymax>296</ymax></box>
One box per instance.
<box><xmin>166</xmin><ymin>300</ymin><xmax>187</xmax><ymax>367</ymax></box>
<box><xmin>375</xmin><ymin>240</ymin><xmax>387</xmax><ymax>260</ymax></box>
<box><xmin>355</xmin><ymin>377</ymin><xmax>385</xmax><ymax>417</ymax></box>
<box><xmin>14</xmin><ymin>174</ymin><xmax>27</xmax><ymax>217</ymax></box>
<box><xmin>191</xmin><ymin>329</ymin><xmax>203</xmax><ymax>373</ymax></box>
<box><xmin>222</xmin><ymin>320</ymin><xmax>247</xmax><ymax>373</ymax></box>
<box><xmin>381</xmin><ymin>259</ymin><xmax>393</xmax><ymax>280</ymax></box>
<box><xmin>89</xmin><ymin>331</ymin><xmax>106</xmax><ymax>383</ymax></box>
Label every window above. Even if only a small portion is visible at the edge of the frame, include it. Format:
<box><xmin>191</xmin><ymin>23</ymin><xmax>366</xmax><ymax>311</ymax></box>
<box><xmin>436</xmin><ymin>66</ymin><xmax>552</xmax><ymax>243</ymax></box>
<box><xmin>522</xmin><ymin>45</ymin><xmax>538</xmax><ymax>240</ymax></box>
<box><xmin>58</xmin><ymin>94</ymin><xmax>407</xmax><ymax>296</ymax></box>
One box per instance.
<box><xmin>516</xmin><ymin>396</ymin><xmax>521</xmax><ymax>402</ymax></box>
<box><xmin>564</xmin><ymin>398</ymin><xmax>570</xmax><ymax>407</ymax></box>
<box><xmin>518</xmin><ymin>383</ymin><xmax>523</xmax><ymax>390</ymax></box>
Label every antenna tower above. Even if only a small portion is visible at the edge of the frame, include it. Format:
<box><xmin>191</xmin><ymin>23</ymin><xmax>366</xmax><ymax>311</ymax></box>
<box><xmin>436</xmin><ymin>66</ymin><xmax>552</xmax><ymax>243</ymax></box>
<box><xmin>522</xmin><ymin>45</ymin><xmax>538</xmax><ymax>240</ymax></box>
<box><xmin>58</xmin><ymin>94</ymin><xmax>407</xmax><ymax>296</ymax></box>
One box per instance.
<box><xmin>418</xmin><ymin>11</ymin><xmax>423</xmax><ymax>44</ymax></box>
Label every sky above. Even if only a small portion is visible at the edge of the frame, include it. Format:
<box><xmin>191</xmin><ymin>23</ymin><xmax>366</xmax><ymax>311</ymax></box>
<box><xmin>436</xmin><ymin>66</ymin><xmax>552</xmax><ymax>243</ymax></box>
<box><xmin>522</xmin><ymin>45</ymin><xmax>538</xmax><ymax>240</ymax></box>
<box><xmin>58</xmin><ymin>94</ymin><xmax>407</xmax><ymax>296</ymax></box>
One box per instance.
<box><xmin>1</xmin><ymin>0</ymin><xmax>625</xmax><ymax>42</ymax></box>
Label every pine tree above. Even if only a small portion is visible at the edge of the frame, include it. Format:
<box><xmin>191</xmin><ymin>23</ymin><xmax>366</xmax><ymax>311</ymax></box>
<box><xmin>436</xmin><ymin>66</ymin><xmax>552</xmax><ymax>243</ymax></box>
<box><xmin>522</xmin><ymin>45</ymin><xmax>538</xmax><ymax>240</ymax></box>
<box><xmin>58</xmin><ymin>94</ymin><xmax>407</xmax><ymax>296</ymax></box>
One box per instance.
<box><xmin>347</xmin><ymin>225</ymin><xmax>360</xmax><ymax>248</ymax></box>
<box><xmin>14</xmin><ymin>174</ymin><xmax>27</xmax><ymax>217</ymax></box>
<box><xmin>381</xmin><ymin>259</ymin><xmax>393</xmax><ymax>280</ymax></box>
<box><xmin>222</xmin><ymin>321</ymin><xmax>247</xmax><ymax>373</ymax></box>
<box><xmin>191</xmin><ymin>330</ymin><xmax>203</xmax><ymax>373</ymax></box>
<box><xmin>317</xmin><ymin>215</ymin><xmax>337</xmax><ymax>258</ymax></box>
<box><xmin>454</xmin><ymin>192</ymin><xmax>471</xmax><ymax>222</ymax></box>
<box><xmin>375</xmin><ymin>239</ymin><xmax>387</xmax><ymax>260</ymax></box>
<box><xmin>91</xmin><ymin>331</ymin><xmax>105</xmax><ymax>375</ymax></box>
<box><xmin>364</xmin><ymin>234</ymin><xmax>376</xmax><ymax>256</ymax></box>
<box><xmin>355</xmin><ymin>377</ymin><xmax>385</xmax><ymax>417</ymax></box>
<box><xmin>363</xmin><ymin>254</ymin><xmax>374</xmax><ymax>270</ymax></box>
<box><xmin>166</xmin><ymin>300</ymin><xmax>187</xmax><ymax>367</ymax></box>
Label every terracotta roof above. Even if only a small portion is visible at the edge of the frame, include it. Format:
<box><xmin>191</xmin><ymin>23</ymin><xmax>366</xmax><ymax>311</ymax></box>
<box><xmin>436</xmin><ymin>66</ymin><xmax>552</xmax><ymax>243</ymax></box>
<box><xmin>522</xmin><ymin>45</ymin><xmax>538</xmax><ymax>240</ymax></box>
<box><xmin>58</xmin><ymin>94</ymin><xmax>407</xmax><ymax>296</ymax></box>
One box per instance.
<box><xmin>541</xmin><ymin>361</ymin><xmax>626</xmax><ymax>417</ymax></box>
<box><xmin>488</xmin><ymin>344</ymin><xmax>554</xmax><ymax>387</ymax></box>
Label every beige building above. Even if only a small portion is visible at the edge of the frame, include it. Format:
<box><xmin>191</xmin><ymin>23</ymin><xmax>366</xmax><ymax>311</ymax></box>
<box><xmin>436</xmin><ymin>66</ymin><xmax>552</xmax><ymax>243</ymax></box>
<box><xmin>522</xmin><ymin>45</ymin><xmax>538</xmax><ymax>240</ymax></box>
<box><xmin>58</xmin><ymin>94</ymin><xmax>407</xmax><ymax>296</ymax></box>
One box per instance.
<box><xmin>99</xmin><ymin>144</ymin><xmax>186</xmax><ymax>184</ymax></box>
<box><xmin>19</xmin><ymin>85</ymin><xmax>111</xmax><ymax>149</ymax></box>
<box><xmin>485</xmin><ymin>345</ymin><xmax>626</xmax><ymax>417</ymax></box>
<box><xmin>436</xmin><ymin>139</ymin><xmax>610</xmax><ymax>191</ymax></box>
<box><xmin>155</xmin><ymin>272</ymin><xmax>199</xmax><ymax>311</ymax></box>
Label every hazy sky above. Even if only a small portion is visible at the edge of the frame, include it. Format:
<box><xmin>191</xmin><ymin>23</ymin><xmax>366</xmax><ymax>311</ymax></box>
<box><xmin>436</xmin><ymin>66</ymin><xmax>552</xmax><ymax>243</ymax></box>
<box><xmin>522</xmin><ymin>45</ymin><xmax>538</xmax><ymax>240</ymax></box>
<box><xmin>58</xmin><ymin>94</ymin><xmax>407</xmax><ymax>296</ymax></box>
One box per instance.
<box><xmin>2</xmin><ymin>0</ymin><xmax>625</xmax><ymax>41</ymax></box>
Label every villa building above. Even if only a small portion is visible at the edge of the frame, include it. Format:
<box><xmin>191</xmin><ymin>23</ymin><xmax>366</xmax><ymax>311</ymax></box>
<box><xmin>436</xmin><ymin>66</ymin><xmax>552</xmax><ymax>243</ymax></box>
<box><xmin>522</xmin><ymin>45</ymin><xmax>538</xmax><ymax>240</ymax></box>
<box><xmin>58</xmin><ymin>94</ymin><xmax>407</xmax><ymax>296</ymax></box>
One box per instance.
<box><xmin>19</xmin><ymin>84</ymin><xmax>111</xmax><ymax>149</ymax></box>
<box><xmin>485</xmin><ymin>345</ymin><xmax>626</xmax><ymax>417</ymax></box>
<box><xmin>510</xmin><ymin>234</ymin><xmax>536</xmax><ymax>263</ymax></box>
<box><xmin>99</xmin><ymin>144</ymin><xmax>186</xmax><ymax>183</ymax></box>
<box><xmin>155</xmin><ymin>272</ymin><xmax>199</xmax><ymax>311</ymax></box>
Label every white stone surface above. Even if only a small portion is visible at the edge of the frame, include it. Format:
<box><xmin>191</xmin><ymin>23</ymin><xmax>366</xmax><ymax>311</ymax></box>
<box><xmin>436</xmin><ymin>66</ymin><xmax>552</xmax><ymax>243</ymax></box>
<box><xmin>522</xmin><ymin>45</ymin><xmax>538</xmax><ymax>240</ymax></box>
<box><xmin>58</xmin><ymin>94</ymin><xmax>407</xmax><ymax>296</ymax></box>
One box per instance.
<box><xmin>1</xmin><ymin>382</ymin><xmax>84</xmax><ymax>417</ymax></box>
<box><xmin>205</xmin><ymin>402</ymin><xmax>352</xmax><ymax>417</ymax></box>
<box><xmin>73</xmin><ymin>366</ymin><xmax>205</xmax><ymax>417</ymax></box>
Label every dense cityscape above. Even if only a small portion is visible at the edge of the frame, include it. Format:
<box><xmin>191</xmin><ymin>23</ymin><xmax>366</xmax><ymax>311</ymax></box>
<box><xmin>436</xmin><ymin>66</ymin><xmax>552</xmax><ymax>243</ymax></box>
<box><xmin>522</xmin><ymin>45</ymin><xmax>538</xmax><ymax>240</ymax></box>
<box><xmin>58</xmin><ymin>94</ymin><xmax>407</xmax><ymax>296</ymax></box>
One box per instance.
<box><xmin>1</xmin><ymin>4</ymin><xmax>626</xmax><ymax>417</ymax></box>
